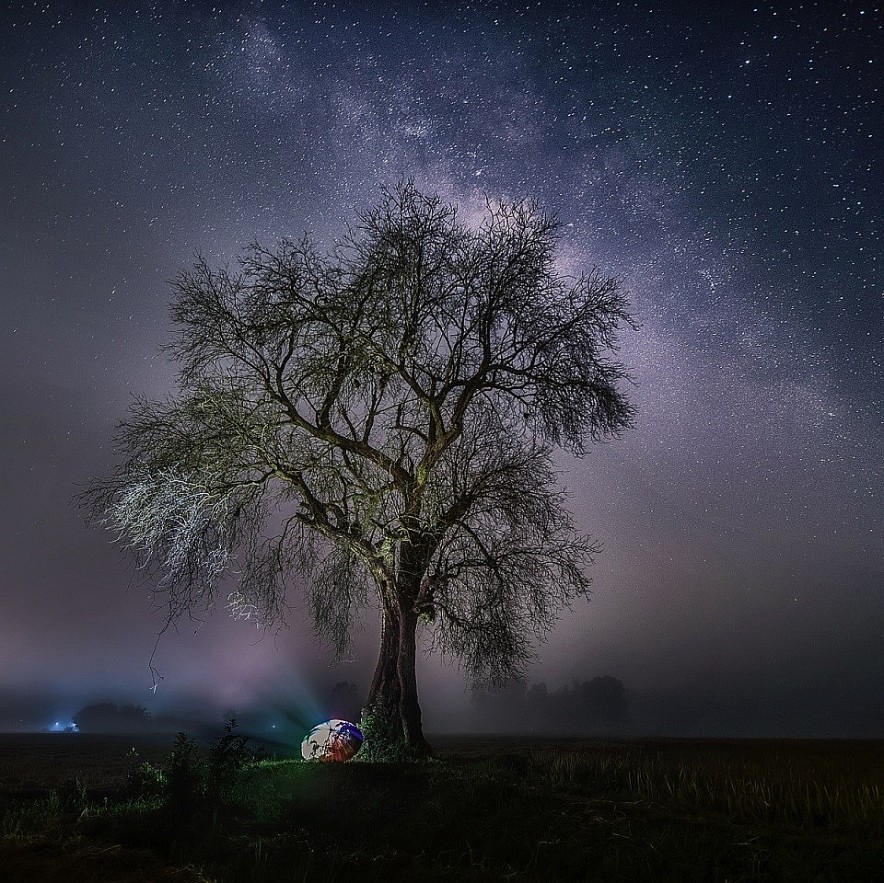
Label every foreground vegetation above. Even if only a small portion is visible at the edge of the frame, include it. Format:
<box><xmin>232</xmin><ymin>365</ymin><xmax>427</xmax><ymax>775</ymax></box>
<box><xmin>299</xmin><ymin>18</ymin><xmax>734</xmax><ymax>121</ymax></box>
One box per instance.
<box><xmin>1</xmin><ymin>731</ymin><xmax>882</xmax><ymax>881</ymax></box>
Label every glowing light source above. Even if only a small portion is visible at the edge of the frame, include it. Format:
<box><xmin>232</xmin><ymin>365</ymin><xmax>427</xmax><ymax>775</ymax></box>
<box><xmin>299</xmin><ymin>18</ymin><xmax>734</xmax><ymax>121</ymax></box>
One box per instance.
<box><xmin>301</xmin><ymin>719</ymin><xmax>363</xmax><ymax>762</ymax></box>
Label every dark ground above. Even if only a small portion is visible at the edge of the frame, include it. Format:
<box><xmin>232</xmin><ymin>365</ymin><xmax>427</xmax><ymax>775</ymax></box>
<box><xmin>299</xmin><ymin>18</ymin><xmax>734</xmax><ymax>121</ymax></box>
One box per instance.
<box><xmin>0</xmin><ymin>732</ymin><xmax>882</xmax><ymax>881</ymax></box>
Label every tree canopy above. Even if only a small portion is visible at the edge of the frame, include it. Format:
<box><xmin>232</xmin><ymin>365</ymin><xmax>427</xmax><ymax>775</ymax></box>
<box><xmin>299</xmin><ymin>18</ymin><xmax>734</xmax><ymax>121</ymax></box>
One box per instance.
<box><xmin>86</xmin><ymin>183</ymin><xmax>633</xmax><ymax>754</ymax></box>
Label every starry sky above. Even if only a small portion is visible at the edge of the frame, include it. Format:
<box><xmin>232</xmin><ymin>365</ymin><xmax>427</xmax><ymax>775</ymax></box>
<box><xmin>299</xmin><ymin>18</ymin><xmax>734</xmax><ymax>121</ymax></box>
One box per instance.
<box><xmin>1</xmin><ymin>0</ymin><xmax>882</xmax><ymax>737</ymax></box>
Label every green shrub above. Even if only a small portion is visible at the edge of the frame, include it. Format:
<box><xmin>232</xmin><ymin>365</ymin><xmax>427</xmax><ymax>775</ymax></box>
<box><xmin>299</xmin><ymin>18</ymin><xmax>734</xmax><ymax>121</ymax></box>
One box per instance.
<box><xmin>205</xmin><ymin>717</ymin><xmax>264</xmax><ymax>808</ymax></box>
<box><xmin>165</xmin><ymin>732</ymin><xmax>202</xmax><ymax>816</ymax></box>
<box><xmin>357</xmin><ymin>707</ymin><xmax>421</xmax><ymax>763</ymax></box>
<box><xmin>125</xmin><ymin>758</ymin><xmax>167</xmax><ymax>802</ymax></box>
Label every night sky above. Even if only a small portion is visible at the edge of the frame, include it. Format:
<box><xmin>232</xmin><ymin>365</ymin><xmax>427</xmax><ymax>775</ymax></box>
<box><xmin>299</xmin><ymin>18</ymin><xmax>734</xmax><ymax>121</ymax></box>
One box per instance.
<box><xmin>1</xmin><ymin>0</ymin><xmax>882</xmax><ymax>737</ymax></box>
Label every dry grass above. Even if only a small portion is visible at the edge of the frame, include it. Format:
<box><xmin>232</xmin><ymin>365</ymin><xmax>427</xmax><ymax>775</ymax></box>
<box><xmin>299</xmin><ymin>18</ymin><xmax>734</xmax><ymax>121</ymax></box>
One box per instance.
<box><xmin>514</xmin><ymin>738</ymin><xmax>884</xmax><ymax>832</ymax></box>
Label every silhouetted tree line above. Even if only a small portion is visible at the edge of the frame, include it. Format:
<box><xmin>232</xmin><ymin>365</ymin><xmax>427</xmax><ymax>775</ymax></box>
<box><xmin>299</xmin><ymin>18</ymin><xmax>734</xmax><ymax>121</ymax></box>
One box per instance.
<box><xmin>73</xmin><ymin>702</ymin><xmax>217</xmax><ymax>734</ymax></box>
<box><xmin>73</xmin><ymin>702</ymin><xmax>155</xmax><ymax>732</ymax></box>
<box><xmin>470</xmin><ymin>676</ymin><xmax>628</xmax><ymax>733</ymax></box>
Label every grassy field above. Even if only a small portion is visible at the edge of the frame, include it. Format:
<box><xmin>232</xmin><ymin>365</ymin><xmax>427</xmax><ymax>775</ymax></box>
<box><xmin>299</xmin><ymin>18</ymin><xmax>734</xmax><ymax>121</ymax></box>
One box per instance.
<box><xmin>0</xmin><ymin>732</ymin><xmax>882</xmax><ymax>881</ymax></box>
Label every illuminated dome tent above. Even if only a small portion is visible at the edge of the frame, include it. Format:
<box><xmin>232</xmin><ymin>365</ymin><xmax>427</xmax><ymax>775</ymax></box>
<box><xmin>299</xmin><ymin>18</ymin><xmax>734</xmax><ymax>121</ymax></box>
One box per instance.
<box><xmin>301</xmin><ymin>719</ymin><xmax>364</xmax><ymax>762</ymax></box>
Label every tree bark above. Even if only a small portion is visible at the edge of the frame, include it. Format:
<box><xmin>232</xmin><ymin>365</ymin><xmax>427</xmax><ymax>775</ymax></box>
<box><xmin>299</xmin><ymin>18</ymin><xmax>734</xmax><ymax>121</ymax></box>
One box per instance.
<box><xmin>363</xmin><ymin>603</ymin><xmax>401</xmax><ymax>720</ymax></box>
<box><xmin>360</xmin><ymin>586</ymin><xmax>431</xmax><ymax>758</ymax></box>
<box><xmin>396</xmin><ymin>607</ymin><xmax>430</xmax><ymax>754</ymax></box>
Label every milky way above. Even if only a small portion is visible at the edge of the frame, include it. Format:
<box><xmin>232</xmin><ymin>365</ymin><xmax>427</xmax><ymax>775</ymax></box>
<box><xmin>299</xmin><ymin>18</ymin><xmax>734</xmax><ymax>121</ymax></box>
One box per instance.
<box><xmin>1</xmin><ymin>1</ymin><xmax>881</xmax><ymax>736</ymax></box>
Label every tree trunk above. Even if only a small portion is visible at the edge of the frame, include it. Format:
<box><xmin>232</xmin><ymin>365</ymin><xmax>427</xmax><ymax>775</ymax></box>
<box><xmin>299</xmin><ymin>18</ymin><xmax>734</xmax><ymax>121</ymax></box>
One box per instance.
<box><xmin>360</xmin><ymin>595</ymin><xmax>431</xmax><ymax>759</ymax></box>
<box><xmin>364</xmin><ymin>603</ymin><xmax>401</xmax><ymax>716</ymax></box>
<box><xmin>396</xmin><ymin>607</ymin><xmax>430</xmax><ymax>754</ymax></box>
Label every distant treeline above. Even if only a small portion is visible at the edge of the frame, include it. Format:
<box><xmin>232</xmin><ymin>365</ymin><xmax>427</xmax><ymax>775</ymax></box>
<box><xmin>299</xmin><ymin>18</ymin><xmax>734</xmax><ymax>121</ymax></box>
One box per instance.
<box><xmin>70</xmin><ymin>677</ymin><xmax>628</xmax><ymax>735</ymax></box>
<box><xmin>71</xmin><ymin>702</ymin><xmax>200</xmax><ymax>734</ymax></box>
<box><xmin>70</xmin><ymin>684</ymin><xmax>366</xmax><ymax>735</ymax></box>
<box><xmin>470</xmin><ymin>676</ymin><xmax>628</xmax><ymax>733</ymax></box>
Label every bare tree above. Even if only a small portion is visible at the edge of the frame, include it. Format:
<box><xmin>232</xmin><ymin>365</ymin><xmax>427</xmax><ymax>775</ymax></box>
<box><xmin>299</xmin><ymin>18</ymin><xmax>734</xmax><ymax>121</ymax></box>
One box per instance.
<box><xmin>84</xmin><ymin>183</ymin><xmax>633</xmax><ymax>757</ymax></box>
